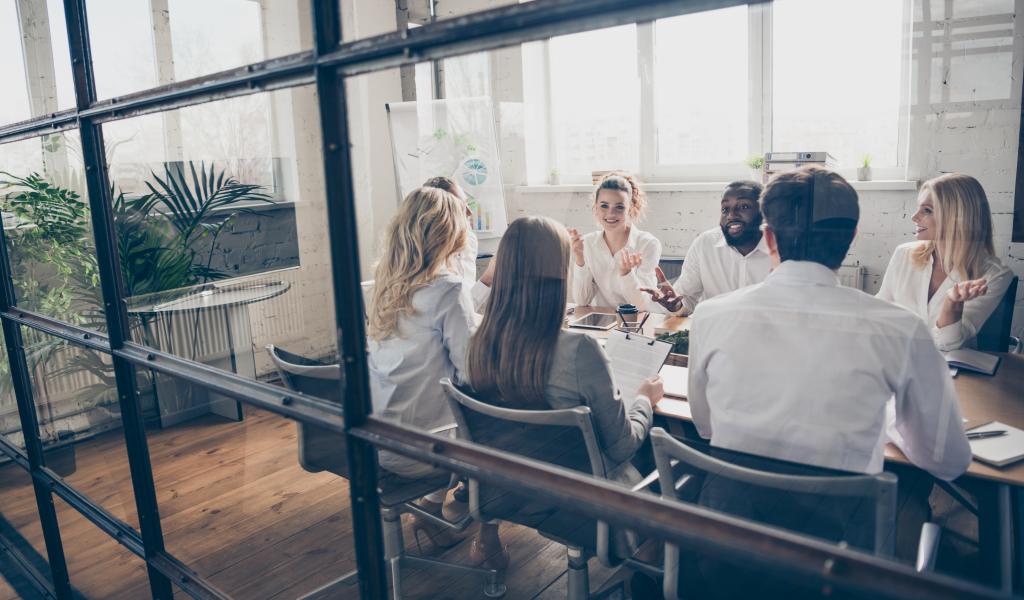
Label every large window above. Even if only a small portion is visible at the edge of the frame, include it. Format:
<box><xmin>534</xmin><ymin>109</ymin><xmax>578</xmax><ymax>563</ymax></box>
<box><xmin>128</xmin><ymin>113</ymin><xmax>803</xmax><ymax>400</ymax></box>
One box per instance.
<box><xmin>528</xmin><ymin>0</ymin><xmax>910</xmax><ymax>183</ymax></box>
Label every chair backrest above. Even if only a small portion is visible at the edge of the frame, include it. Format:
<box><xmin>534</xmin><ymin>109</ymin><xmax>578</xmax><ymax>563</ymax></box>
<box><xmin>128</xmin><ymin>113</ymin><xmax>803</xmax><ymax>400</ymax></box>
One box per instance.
<box><xmin>977</xmin><ymin>276</ymin><xmax>1018</xmax><ymax>352</ymax></box>
<box><xmin>441</xmin><ymin>378</ymin><xmax>607</xmax><ymax>478</ymax></box>
<box><xmin>658</xmin><ymin>257</ymin><xmax>685</xmax><ymax>282</ymax></box>
<box><xmin>265</xmin><ymin>345</ymin><xmax>348</xmax><ymax>477</ymax></box>
<box><xmin>649</xmin><ymin>428</ymin><xmax>897</xmax><ymax>557</ymax></box>
<box><xmin>442</xmin><ymin>378</ymin><xmax>615</xmax><ymax>563</ymax></box>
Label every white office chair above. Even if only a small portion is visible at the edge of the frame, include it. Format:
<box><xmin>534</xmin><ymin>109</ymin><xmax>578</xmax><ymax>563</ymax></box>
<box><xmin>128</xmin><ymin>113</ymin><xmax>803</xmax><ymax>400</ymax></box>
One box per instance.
<box><xmin>442</xmin><ymin>378</ymin><xmax>657</xmax><ymax>599</ymax></box>
<box><xmin>649</xmin><ymin>428</ymin><xmax>940</xmax><ymax>599</ymax></box>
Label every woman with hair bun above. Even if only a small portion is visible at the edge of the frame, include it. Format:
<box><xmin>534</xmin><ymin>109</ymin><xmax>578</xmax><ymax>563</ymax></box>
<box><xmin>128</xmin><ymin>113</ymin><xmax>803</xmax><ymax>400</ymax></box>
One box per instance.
<box><xmin>569</xmin><ymin>172</ymin><xmax>662</xmax><ymax>309</ymax></box>
<box><xmin>877</xmin><ymin>173</ymin><xmax>1013</xmax><ymax>350</ymax></box>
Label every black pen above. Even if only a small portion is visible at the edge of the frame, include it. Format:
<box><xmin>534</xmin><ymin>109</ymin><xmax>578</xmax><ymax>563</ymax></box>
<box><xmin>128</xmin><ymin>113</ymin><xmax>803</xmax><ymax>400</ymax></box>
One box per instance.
<box><xmin>967</xmin><ymin>430</ymin><xmax>1008</xmax><ymax>440</ymax></box>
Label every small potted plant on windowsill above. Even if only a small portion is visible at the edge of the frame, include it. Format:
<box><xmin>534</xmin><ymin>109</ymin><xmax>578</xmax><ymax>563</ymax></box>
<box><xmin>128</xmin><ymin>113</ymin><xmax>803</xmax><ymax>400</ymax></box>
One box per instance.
<box><xmin>857</xmin><ymin>154</ymin><xmax>872</xmax><ymax>181</ymax></box>
<box><xmin>746</xmin><ymin>155</ymin><xmax>765</xmax><ymax>183</ymax></box>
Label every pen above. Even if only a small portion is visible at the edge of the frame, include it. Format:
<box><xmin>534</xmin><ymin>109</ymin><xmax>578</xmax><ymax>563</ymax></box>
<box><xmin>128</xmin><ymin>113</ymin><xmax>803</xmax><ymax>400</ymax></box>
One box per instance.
<box><xmin>966</xmin><ymin>430</ymin><xmax>1008</xmax><ymax>440</ymax></box>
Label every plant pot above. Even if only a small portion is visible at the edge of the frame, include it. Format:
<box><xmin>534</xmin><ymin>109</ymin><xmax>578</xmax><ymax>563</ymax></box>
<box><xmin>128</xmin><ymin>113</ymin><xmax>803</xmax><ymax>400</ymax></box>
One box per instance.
<box><xmin>857</xmin><ymin>166</ymin><xmax>872</xmax><ymax>181</ymax></box>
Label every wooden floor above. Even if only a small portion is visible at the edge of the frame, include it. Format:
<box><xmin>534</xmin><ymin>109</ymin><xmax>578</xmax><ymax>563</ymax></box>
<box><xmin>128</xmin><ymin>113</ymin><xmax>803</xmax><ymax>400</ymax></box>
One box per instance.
<box><xmin>0</xmin><ymin>407</ymin><xmax>628</xmax><ymax>599</ymax></box>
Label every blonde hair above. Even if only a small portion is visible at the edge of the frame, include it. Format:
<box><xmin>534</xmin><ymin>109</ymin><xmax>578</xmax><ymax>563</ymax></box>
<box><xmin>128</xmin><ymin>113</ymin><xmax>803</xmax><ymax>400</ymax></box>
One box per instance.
<box><xmin>594</xmin><ymin>171</ymin><xmax>646</xmax><ymax>221</ymax></box>
<box><xmin>911</xmin><ymin>174</ymin><xmax>995</xmax><ymax>280</ymax></box>
<box><xmin>368</xmin><ymin>187</ymin><xmax>468</xmax><ymax>340</ymax></box>
<box><xmin>467</xmin><ymin>216</ymin><xmax>570</xmax><ymax>407</ymax></box>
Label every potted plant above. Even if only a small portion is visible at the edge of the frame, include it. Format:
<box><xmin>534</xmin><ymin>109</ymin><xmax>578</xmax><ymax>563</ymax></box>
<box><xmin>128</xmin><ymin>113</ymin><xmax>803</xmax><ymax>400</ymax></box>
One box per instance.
<box><xmin>746</xmin><ymin>155</ymin><xmax>765</xmax><ymax>182</ymax></box>
<box><xmin>857</xmin><ymin>154</ymin><xmax>872</xmax><ymax>181</ymax></box>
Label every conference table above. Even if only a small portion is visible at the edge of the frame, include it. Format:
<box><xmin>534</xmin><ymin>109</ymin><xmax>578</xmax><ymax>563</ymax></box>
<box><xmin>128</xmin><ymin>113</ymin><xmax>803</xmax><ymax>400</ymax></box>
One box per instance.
<box><xmin>574</xmin><ymin>306</ymin><xmax>1024</xmax><ymax>591</ymax></box>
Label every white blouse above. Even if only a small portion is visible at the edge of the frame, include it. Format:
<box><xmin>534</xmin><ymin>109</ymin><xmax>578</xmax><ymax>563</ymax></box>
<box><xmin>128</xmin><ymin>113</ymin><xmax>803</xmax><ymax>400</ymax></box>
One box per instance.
<box><xmin>367</xmin><ymin>273</ymin><xmax>475</xmax><ymax>476</ymax></box>
<box><xmin>572</xmin><ymin>227</ymin><xmax>662</xmax><ymax>310</ymax></box>
<box><xmin>876</xmin><ymin>241</ymin><xmax>1014</xmax><ymax>351</ymax></box>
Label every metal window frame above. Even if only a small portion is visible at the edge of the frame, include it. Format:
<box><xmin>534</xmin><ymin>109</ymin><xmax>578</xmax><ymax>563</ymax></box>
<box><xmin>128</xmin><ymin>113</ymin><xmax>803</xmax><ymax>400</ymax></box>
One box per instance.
<box><xmin>0</xmin><ymin>0</ymin><xmax>1014</xmax><ymax>599</ymax></box>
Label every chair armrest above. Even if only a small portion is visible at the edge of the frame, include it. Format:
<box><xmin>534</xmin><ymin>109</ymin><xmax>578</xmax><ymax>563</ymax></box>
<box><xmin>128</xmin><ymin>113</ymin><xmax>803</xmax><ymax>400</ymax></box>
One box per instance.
<box><xmin>632</xmin><ymin>469</ymin><xmax>660</xmax><ymax>493</ymax></box>
<box><xmin>915</xmin><ymin>522</ymin><xmax>941</xmax><ymax>572</ymax></box>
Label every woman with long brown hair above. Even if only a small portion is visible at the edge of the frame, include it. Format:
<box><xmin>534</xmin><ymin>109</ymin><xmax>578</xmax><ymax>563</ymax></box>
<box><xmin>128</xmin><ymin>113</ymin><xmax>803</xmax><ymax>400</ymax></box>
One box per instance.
<box><xmin>877</xmin><ymin>173</ymin><xmax>1013</xmax><ymax>350</ymax></box>
<box><xmin>466</xmin><ymin>216</ymin><xmax>663</xmax><ymax>561</ymax></box>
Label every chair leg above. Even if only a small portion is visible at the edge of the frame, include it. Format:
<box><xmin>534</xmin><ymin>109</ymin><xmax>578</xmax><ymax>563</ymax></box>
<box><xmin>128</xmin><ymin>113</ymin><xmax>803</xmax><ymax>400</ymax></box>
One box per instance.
<box><xmin>381</xmin><ymin>506</ymin><xmax>405</xmax><ymax>600</ymax></box>
<box><xmin>566</xmin><ymin>546</ymin><xmax>590</xmax><ymax>600</ymax></box>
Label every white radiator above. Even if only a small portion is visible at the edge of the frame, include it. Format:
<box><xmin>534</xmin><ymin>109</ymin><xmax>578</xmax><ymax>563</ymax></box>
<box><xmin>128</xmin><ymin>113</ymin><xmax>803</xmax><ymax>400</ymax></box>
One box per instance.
<box><xmin>837</xmin><ymin>265</ymin><xmax>865</xmax><ymax>291</ymax></box>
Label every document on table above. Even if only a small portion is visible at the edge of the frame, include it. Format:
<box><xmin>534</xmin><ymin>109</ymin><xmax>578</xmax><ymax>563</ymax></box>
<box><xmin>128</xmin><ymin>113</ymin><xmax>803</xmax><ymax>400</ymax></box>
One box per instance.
<box><xmin>604</xmin><ymin>330</ymin><xmax>672</xmax><ymax>402</ymax></box>
<box><xmin>967</xmin><ymin>421</ymin><xmax>1024</xmax><ymax>467</ymax></box>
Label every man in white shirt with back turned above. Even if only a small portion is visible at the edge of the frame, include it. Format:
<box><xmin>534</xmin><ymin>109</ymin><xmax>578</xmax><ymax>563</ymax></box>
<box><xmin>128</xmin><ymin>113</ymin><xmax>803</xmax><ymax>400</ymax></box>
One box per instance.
<box><xmin>643</xmin><ymin>181</ymin><xmax>772</xmax><ymax>315</ymax></box>
<box><xmin>687</xmin><ymin>166</ymin><xmax>970</xmax><ymax>563</ymax></box>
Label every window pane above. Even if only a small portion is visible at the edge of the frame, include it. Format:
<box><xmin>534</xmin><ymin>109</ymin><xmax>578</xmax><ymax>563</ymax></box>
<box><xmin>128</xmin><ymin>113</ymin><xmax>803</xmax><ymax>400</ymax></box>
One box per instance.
<box><xmin>141</xmin><ymin>369</ymin><xmax>357</xmax><ymax>598</ymax></box>
<box><xmin>0</xmin><ymin>0</ymin><xmax>76</xmax><ymax>127</ymax></box>
<box><xmin>548</xmin><ymin>25</ymin><xmax>639</xmax><ymax>179</ymax></box>
<box><xmin>772</xmin><ymin>0</ymin><xmax>905</xmax><ymax>167</ymax></box>
<box><xmin>25</xmin><ymin>331</ymin><xmax>140</xmax><ymax>533</ymax></box>
<box><xmin>654</xmin><ymin>6</ymin><xmax>749</xmax><ymax>165</ymax></box>
<box><xmin>86</xmin><ymin>0</ymin><xmax>309</xmax><ymax>100</ymax></box>
<box><xmin>54</xmin><ymin>495</ymin><xmax>149</xmax><ymax>598</ymax></box>
<box><xmin>0</xmin><ymin>464</ymin><xmax>51</xmax><ymax>592</ymax></box>
<box><xmin>103</xmin><ymin>87</ymin><xmax>336</xmax><ymax>428</ymax></box>
<box><xmin>0</xmin><ymin>132</ymin><xmax>105</xmax><ymax>329</ymax></box>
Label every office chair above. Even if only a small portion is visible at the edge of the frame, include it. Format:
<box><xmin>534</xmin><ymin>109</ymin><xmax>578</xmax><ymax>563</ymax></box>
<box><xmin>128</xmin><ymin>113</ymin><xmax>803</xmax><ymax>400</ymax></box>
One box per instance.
<box><xmin>649</xmin><ymin>428</ymin><xmax>940</xmax><ymax>599</ymax></box>
<box><xmin>442</xmin><ymin>378</ymin><xmax>658</xmax><ymax>600</ymax></box>
<box><xmin>266</xmin><ymin>346</ymin><xmax>505</xmax><ymax>599</ymax></box>
<box><xmin>976</xmin><ymin>276</ymin><xmax>1018</xmax><ymax>352</ymax></box>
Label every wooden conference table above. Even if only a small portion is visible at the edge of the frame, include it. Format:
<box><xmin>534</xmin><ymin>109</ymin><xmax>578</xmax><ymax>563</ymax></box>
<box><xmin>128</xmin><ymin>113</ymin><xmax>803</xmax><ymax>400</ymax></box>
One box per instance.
<box><xmin>575</xmin><ymin>306</ymin><xmax>1024</xmax><ymax>590</ymax></box>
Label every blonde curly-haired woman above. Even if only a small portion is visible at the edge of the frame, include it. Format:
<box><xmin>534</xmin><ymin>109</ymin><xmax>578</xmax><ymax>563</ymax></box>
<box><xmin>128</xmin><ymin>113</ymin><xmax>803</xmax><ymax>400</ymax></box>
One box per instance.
<box><xmin>366</xmin><ymin>186</ymin><xmax>500</xmax><ymax>555</ymax></box>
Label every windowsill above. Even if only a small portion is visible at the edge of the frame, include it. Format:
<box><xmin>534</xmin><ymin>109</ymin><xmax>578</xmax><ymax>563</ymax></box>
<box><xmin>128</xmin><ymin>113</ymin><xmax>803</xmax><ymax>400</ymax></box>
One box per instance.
<box><xmin>517</xmin><ymin>181</ymin><xmax>919</xmax><ymax>193</ymax></box>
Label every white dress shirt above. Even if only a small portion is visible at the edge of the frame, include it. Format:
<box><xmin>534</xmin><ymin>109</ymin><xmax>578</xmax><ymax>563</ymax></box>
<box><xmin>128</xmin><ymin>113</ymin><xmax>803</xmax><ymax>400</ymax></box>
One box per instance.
<box><xmin>573</xmin><ymin>227</ymin><xmax>662</xmax><ymax>309</ymax></box>
<box><xmin>670</xmin><ymin>227</ymin><xmax>772</xmax><ymax>315</ymax></box>
<box><xmin>688</xmin><ymin>260</ymin><xmax>971</xmax><ymax>481</ymax></box>
<box><xmin>877</xmin><ymin>241</ymin><xmax>1014</xmax><ymax>351</ymax></box>
<box><xmin>368</xmin><ymin>273</ymin><xmax>475</xmax><ymax>477</ymax></box>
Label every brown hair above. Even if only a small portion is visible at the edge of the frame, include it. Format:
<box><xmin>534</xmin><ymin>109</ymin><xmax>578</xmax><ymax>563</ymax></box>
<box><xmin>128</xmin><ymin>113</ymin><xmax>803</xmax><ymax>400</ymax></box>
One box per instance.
<box><xmin>594</xmin><ymin>171</ymin><xmax>646</xmax><ymax>221</ymax></box>
<box><xmin>760</xmin><ymin>166</ymin><xmax>859</xmax><ymax>270</ymax></box>
<box><xmin>910</xmin><ymin>173</ymin><xmax>995</xmax><ymax>280</ymax></box>
<box><xmin>467</xmin><ymin>216</ymin><xmax>570</xmax><ymax>407</ymax></box>
<box><xmin>368</xmin><ymin>187</ymin><xmax>468</xmax><ymax>340</ymax></box>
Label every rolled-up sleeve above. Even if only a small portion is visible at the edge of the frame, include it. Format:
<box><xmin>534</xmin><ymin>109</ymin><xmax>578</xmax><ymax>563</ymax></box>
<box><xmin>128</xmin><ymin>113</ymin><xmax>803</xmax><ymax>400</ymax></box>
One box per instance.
<box><xmin>674</xmin><ymin>236</ymin><xmax>705</xmax><ymax>316</ymax></box>
<box><xmin>933</xmin><ymin>266</ymin><xmax>1014</xmax><ymax>351</ymax></box>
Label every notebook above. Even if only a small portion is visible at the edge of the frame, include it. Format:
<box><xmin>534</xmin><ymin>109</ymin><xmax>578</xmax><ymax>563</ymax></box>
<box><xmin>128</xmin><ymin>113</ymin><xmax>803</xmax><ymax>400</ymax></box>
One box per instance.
<box><xmin>604</xmin><ymin>330</ymin><xmax>672</xmax><ymax>403</ymax></box>
<box><xmin>967</xmin><ymin>421</ymin><xmax>1024</xmax><ymax>467</ymax></box>
<box><xmin>943</xmin><ymin>349</ymin><xmax>1000</xmax><ymax>376</ymax></box>
<box><xmin>659</xmin><ymin>365</ymin><xmax>689</xmax><ymax>399</ymax></box>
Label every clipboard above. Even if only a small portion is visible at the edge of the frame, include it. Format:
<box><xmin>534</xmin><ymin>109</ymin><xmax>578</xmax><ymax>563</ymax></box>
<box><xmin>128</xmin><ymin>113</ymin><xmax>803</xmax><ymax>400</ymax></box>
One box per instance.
<box><xmin>604</xmin><ymin>330</ymin><xmax>672</xmax><ymax>401</ymax></box>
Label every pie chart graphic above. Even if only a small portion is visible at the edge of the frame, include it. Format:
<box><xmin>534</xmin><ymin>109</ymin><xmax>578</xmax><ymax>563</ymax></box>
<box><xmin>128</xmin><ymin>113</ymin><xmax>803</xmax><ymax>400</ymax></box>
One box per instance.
<box><xmin>462</xmin><ymin>158</ymin><xmax>488</xmax><ymax>186</ymax></box>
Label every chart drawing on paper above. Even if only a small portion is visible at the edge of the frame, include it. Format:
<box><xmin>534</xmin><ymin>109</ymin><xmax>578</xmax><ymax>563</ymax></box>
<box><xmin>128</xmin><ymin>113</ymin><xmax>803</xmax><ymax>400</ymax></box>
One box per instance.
<box><xmin>386</xmin><ymin>97</ymin><xmax>508</xmax><ymax>237</ymax></box>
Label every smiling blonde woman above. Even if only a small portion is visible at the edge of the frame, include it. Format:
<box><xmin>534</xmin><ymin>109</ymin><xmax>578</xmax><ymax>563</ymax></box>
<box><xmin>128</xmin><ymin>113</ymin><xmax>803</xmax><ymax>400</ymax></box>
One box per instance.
<box><xmin>877</xmin><ymin>173</ymin><xmax>1013</xmax><ymax>350</ymax></box>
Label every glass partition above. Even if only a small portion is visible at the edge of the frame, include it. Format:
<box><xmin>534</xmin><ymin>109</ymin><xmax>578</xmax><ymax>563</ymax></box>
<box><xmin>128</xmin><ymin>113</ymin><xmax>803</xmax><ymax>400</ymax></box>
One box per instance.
<box><xmin>85</xmin><ymin>0</ymin><xmax>311</xmax><ymax>100</ymax></box>
<box><xmin>102</xmin><ymin>86</ymin><xmax>338</xmax><ymax>427</ymax></box>
<box><xmin>0</xmin><ymin>0</ymin><xmax>75</xmax><ymax>127</ymax></box>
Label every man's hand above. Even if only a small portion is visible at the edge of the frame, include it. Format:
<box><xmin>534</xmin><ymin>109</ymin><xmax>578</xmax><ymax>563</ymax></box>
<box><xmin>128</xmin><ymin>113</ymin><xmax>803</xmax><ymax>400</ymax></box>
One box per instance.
<box><xmin>640</xmin><ymin>266</ymin><xmax>683</xmax><ymax>312</ymax></box>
